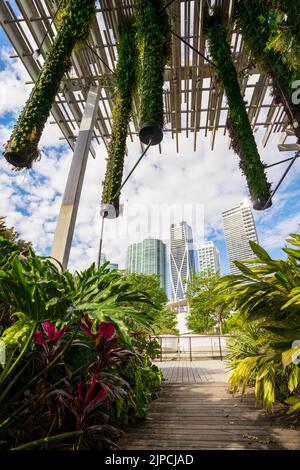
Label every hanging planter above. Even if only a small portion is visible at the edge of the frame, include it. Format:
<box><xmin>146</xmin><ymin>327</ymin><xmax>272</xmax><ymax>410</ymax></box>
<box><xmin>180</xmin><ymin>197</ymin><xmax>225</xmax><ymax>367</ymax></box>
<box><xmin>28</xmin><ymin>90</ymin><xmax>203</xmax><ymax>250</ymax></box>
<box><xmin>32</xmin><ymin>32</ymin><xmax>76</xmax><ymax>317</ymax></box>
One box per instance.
<box><xmin>204</xmin><ymin>11</ymin><xmax>272</xmax><ymax>211</ymax></box>
<box><xmin>136</xmin><ymin>0</ymin><xmax>171</xmax><ymax>146</ymax></box>
<box><xmin>3</xmin><ymin>0</ymin><xmax>96</xmax><ymax>169</ymax></box>
<box><xmin>101</xmin><ymin>20</ymin><xmax>138</xmax><ymax>219</ymax></box>
<box><xmin>235</xmin><ymin>0</ymin><xmax>300</xmax><ymax>141</ymax></box>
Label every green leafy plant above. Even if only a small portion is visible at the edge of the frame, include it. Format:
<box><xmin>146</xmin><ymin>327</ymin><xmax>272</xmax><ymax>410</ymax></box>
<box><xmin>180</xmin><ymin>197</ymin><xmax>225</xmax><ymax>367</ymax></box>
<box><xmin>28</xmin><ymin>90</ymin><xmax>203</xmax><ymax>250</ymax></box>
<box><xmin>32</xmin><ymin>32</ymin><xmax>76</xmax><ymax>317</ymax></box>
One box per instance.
<box><xmin>136</xmin><ymin>0</ymin><xmax>171</xmax><ymax>143</ymax></box>
<box><xmin>216</xmin><ymin>233</ymin><xmax>300</xmax><ymax>413</ymax></box>
<box><xmin>204</xmin><ymin>11</ymin><xmax>271</xmax><ymax>210</ymax></box>
<box><xmin>0</xmin><ymin>236</ymin><xmax>162</xmax><ymax>449</ymax></box>
<box><xmin>235</xmin><ymin>0</ymin><xmax>300</xmax><ymax>141</ymax></box>
<box><xmin>3</xmin><ymin>0</ymin><xmax>96</xmax><ymax>169</ymax></box>
<box><xmin>186</xmin><ymin>272</ymin><xmax>231</xmax><ymax>334</ymax></box>
<box><xmin>101</xmin><ymin>20</ymin><xmax>138</xmax><ymax>216</ymax></box>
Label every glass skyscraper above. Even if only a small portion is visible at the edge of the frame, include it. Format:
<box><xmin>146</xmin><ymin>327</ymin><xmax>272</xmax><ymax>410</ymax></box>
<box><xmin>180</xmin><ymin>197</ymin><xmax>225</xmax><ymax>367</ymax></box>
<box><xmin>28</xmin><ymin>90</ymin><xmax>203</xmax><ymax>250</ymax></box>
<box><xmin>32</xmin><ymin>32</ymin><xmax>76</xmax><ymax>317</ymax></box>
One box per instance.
<box><xmin>222</xmin><ymin>199</ymin><xmax>258</xmax><ymax>274</ymax></box>
<box><xmin>170</xmin><ymin>221</ymin><xmax>196</xmax><ymax>301</ymax></box>
<box><xmin>126</xmin><ymin>238</ymin><xmax>167</xmax><ymax>292</ymax></box>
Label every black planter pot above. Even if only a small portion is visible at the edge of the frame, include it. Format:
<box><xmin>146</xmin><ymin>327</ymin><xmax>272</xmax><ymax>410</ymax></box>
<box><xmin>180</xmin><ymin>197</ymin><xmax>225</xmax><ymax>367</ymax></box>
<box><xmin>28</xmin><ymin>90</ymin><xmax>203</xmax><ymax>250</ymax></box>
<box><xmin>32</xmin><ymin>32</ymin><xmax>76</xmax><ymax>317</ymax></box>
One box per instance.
<box><xmin>4</xmin><ymin>151</ymin><xmax>26</xmax><ymax>168</ymax></box>
<box><xmin>252</xmin><ymin>197</ymin><xmax>272</xmax><ymax>211</ymax></box>
<box><xmin>139</xmin><ymin>121</ymin><xmax>163</xmax><ymax>146</ymax></box>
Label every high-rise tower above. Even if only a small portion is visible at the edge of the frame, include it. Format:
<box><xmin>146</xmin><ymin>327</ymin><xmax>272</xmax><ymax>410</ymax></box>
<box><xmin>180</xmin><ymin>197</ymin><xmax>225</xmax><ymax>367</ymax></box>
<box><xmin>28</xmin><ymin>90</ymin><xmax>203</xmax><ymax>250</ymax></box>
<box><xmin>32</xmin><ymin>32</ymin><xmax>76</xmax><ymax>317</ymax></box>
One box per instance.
<box><xmin>126</xmin><ymin>238</ymin><xmax>166</xmax><ymax>291</ymax></box>
<box><xmin>222</xmin><ymin>200</ymin><xmax>258</xmax><ymax>274</ymax></box>
<box><xmin>199</xmin><ymin>241</ymin><xmax>221</xmax><ymax>276</ymax></box>
<box><xmin>170</xmin><ymin>221</ymin><xmax>196</xmax><ymax>300</ymax></box>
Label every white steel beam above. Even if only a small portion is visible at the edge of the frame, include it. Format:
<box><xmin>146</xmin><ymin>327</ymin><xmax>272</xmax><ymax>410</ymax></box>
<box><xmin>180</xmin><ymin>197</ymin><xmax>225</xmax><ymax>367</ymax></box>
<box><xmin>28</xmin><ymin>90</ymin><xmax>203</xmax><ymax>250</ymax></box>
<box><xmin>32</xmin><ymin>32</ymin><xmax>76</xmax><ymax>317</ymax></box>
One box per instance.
<box><xmin>51</xmin><ymin>86</ymin><xmax>101</xmax><ymax>269</ymax></box>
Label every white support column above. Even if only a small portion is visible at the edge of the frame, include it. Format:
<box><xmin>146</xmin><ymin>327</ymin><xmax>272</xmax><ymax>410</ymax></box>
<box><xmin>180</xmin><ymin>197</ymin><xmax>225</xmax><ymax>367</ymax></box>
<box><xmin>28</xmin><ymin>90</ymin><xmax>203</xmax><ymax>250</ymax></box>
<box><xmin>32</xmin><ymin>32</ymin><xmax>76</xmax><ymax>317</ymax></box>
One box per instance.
<box><xmin>51</xmin><ymin>86</ymin><xmax>101</xmax><ymax>269</ymax></box>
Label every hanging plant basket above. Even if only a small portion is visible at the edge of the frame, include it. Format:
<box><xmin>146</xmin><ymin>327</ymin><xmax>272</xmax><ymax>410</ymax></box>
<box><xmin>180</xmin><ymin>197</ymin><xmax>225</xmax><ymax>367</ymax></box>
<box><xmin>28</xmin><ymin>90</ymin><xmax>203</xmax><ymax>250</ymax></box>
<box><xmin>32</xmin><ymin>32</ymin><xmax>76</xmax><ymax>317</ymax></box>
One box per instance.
<box><xmin>3</xmin><ymin>0</ymin><xmax>96</xmax><ymax>169</ymax></box>
<box><xmin>136</xmin><ymin>0</ymin><xmax>171</xmax><ymax>146</ymax></box>
<box><xmin>101</xmin><ymin>20</ymin><xmax>138</xmax><ymax>219</ymax></box>
<box><xmin>205</xmin><ymin>10</ymin><xmax>272</xmax><ymax>210</ymax></box>
<box><xmin>235</xmin><ymin>0</ymin><xmax>300</xmax><ymax>142</ymax></box>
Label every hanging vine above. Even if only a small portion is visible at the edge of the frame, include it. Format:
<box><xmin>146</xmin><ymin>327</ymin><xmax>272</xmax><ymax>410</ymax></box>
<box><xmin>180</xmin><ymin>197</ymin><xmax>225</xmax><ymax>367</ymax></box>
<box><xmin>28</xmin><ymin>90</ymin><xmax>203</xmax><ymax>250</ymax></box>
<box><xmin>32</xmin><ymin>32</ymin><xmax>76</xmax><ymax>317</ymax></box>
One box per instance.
<box><xmin>136</xmin><ymin>0</ymin><xmax>171</xmax><ymax>145</ymax></box>
<box><xmin>3</xmin><ymin>0</ymin><xmax>96</xmax><ymax>169</ymax></box>
<box><xmin>204</xmin><ymin>11</ymin><xmax>272</xmax><ymax>210</ymax></box>
<box><xmin>101</xmin><ymin>20</ymin><xmax>138</xmax><ymax>217</ymax></box>
<box><xmin>235</xmin><ymin>0</ymin><xmax>300</xmax><ymax>141</ymax></box>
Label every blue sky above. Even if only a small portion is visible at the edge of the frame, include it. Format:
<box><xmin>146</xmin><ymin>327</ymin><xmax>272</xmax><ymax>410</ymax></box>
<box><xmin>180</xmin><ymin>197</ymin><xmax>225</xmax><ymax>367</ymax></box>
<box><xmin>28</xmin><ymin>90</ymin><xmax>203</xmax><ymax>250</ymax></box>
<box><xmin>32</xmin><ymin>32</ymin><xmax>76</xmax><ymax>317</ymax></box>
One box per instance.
<box><xmin>1</xmin><ymin>22</ymin><xmax>300</xmax><ymax>281</ymax></box>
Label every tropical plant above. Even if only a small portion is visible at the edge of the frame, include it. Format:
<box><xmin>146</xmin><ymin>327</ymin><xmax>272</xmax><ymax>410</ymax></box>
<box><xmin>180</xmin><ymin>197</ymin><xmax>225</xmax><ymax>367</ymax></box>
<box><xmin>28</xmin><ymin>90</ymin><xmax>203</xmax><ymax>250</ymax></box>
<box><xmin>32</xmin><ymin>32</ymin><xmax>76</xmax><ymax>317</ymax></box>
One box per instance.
<box><xmin>265</xmin><ymin>0</ymin><xmax>300</xmax><ymax>46</ymax></box>
<box><xmin>101</xmin><ymin>20</ymin><xmax>138</xmax><ymax>217</ymax></box>
<box><xmin>122</xmin><ymin>272</ymin><xmax>177</xmax><ymax>333</ymax></box>
<box><xmin>136</xmin><ymin>0</ymin><xmax>171</xmax><ymax>145</ymax></box>
<box><xmin>235</xmin><ymin>0</ymin><xmax>300</xmax><ymax>141</ymax></box>
<box><xmin>0</xmin><ymin>236</ymin><xmax>162</xmax><ymax>449</ymax></box>
<box><xmin>204</xmin><ymin>10</ymin><xmax>272</xmax><ymax>210</ymax></box>
<box><xmin>264</xmin><ymin>8</ymin><xmax>300</xmax><ymax>71</ymax></box>
<box><xmin>216</xmin><ymin>233</ymin><xmax>300</xmax><ymax>412</ymax></box>
<box><xmin>186</xmin><ymin>271</ymin><xmax>230</xmax><ymax>334</ymax></box>
<box><xmin>3</xmin><ymin>0</ymin><xmax>96</xmax><ymax>169</ymax></box>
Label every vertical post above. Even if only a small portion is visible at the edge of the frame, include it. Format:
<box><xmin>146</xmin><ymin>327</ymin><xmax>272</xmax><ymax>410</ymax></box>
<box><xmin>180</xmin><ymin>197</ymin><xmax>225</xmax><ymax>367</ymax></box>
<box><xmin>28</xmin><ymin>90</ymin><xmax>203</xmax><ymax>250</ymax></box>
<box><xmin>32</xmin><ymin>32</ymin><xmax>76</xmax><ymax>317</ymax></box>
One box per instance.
<box><xmin>51</xmin><ymin>86</ymin><xmax>101</xmax><ymax>269</ymax></box>
<box><xmin>189</xmin><ymin>336</ymin><xmax>192</xmax><ymax>362</ymax></box>
<box><xmin>97</xmin><ymin>214</ymin><xmax>106</xmax><ymax>269</ymax></box>
<box><xmin>218</xmin><ymin>335</ymin><xmax>223</xmax><ymax>361</ymax></box>
<box><xmin>160</xmin><ymin>337</ymin><xmax>163</xmax><ymax>362</ymax></box>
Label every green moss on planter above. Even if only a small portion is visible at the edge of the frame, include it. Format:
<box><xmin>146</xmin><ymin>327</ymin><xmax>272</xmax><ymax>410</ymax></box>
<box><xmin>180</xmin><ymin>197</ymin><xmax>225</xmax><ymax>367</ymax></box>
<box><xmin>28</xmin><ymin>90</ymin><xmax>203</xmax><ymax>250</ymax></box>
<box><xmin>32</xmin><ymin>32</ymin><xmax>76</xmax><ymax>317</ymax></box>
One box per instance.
<box><xmin>136</xmin><ymin>0</ymin><xmax>171</xmax><ymax>143</ymax></box>
<box><xmin>3</xmin><ymin>0</ymin><xmax>96</xmax><ymax>169</ymax></box>
<box><xmin>101</xmin><ymin>20</ymin><xmax>138</xmax><ymax>217</ymax></box>
<box><xmin>204</xmin><ymin>11</ymin><xmax>272</xmax><ymax>210</ymax></box>
<box><xmin>235</xmin><ymin>0</ymin><xmax>300</xmax><ymax>141</ymax></box>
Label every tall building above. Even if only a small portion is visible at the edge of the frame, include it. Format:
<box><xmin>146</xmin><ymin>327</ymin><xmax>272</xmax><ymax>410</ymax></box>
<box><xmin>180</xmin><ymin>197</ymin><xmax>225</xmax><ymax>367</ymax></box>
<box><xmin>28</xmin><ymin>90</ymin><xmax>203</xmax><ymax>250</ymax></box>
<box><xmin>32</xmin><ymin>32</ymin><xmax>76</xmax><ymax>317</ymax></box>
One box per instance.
<box><xmin>199</xmin><ymin>241</ymin><xmax>221</xmax><ymax>276</ymax></box>
<box><xmin>108</xmin><ymin>263</ymin><xmax>119</xmax><ymax>271</ymax></box>
<box><xmin>126</xmin><ymin>238</ymin><xmax>167</xmax><ymax>291</ymax></box>
<box><xmin>99</xmin><ymin>253</ymin><xmax>107</xmax><ymax>266</ymax></box>
<box><xmin>170</xmin><ymin>221</ymin><xmax>196</xmax><ymax>301</ymax></box>
<box><xmin>222</xmin><ymin>200</ymin><xmax>258</xmax><ymax>274</ymax></box>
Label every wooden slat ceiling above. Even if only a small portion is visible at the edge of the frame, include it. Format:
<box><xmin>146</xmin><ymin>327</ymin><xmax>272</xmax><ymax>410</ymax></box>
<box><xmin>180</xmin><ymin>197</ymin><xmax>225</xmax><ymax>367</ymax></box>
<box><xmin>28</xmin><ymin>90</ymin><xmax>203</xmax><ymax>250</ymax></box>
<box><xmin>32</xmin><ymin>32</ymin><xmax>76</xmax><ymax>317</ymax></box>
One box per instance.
<box><xmin>0</xmin><ymin>0</ymin><xmax>297</xmax><ymax>156</ymax></box>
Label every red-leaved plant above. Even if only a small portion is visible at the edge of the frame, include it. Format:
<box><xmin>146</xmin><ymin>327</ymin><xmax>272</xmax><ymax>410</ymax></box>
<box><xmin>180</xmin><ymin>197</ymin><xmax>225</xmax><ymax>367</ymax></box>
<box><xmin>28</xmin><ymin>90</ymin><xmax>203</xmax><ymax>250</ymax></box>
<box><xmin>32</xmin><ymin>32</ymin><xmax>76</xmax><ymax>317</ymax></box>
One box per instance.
<box><xmin>34</xmin><ymin>321</ymin><xmax>67</xmax><ymax>364</ymax></box>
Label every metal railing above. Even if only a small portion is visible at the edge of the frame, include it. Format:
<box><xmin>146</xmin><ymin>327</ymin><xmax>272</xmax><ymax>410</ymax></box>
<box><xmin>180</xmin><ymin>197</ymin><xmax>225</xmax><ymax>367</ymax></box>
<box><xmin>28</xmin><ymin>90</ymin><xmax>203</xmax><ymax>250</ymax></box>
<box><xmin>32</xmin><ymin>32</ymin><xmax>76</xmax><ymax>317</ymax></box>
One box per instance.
<box><xmin>156</xmin><ymin>334</ymin><xmax>230</xmax><ymax>361</ymax></box>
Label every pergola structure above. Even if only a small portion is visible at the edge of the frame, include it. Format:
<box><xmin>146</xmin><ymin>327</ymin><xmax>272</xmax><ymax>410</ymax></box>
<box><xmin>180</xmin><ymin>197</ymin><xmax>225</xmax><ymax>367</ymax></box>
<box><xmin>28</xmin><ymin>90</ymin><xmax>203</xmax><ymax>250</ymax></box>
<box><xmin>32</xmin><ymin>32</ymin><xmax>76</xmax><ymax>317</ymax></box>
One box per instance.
<box><xmin>1</xmin><ymin>0</ymin><xmax>299</xmax><ymax>267</ymax></box>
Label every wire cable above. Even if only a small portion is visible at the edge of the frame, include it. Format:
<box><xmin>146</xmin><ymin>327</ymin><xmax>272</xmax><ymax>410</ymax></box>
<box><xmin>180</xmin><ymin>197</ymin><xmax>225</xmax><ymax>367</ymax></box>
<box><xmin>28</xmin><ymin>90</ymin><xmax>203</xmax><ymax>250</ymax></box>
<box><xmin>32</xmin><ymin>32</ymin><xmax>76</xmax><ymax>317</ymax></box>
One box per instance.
<box><xmin>33</xmin><ymin>0</ymin><xmax>65</xmax><ymax>57</ymax></box>
<box><xmin>263</xmin><ymin>149</ymin><xmax>300</xmax><ymax>209</ymax></box>
<box><xmin>97</xmin><ymin>141</ymin><xmax>152</xmax><ymax>267</ymax></box>
<box><xmin>85</xmin><ymin>42</ymin><xmax>117</xmax><ymax>78</ymax></box>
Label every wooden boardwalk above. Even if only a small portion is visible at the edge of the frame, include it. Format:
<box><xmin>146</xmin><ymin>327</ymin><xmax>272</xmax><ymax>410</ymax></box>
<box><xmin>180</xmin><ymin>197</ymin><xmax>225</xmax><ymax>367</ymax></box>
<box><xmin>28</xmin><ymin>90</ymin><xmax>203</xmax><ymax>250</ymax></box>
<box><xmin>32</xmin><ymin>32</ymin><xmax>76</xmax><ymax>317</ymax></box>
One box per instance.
<box><xmin>158</xmin><ymin>359</ymin><xmax>227</xmax><ymax>383</ymax></box>
<box><xmin>119</xmin><ymin>361</ymin><xmax>300</xmax><ymax>450</ymax></box>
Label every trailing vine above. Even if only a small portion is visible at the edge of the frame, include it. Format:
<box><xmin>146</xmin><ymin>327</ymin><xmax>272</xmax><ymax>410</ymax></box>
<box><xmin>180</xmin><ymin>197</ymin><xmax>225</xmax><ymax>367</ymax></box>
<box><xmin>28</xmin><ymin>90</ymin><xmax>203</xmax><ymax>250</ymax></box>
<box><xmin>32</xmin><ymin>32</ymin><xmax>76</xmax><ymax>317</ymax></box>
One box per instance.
<box><xmin>235</xmin><ymin>0</ymin><xmax>300</xmax><ymax>141</ymax></box>
<box><xmin>136</xmin><ymin>0</ymin><xmax>171</xmax><ymax>144</ymax></box>
<box><xmin>3</xmin><ymin>0</ymin><xmax>96</xmax><ymax>169</ymax></box>
<box><xmin>204</xmin><ymin>11</ymin><xmax>272</xmax><ymax>210</ymax></box>
<box><xmin>101</xmin><ymin>20</ymin><xmax>138</xmax><ymax>217</ymax></box>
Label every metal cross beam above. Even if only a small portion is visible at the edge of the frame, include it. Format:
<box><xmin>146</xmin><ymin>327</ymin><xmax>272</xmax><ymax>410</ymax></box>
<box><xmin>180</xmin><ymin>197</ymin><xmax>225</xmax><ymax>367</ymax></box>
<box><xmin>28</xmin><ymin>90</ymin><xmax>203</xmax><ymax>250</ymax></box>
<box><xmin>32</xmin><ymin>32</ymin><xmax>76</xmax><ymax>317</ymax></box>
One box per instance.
<box><xmin>51</xmin><ymin>86</ymin><xmax>101</xmax><ymax>269</ymax></box>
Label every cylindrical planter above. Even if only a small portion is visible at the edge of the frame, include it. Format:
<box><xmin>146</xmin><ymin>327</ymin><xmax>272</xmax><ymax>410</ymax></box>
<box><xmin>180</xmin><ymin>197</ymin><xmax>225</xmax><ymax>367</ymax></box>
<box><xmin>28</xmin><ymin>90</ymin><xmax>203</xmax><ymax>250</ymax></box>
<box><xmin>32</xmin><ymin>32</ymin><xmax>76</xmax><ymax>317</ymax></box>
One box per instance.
<box><xmin>205</xmin><ymin>11</ymin><xmax>272</xmax><ymax>210</ymax></box>
<box><xmin>136</xmin><ymin>0</ymin><xmax>171</xmax><ymax>147</ymax></box>
<box><xmin>101</xmin><ymin>20</ymin><xmax>137</xmax><ymax>219</ymax></box>
<box><xmin>235</xmin><ymin>0</ymin><xmax>300</xmax><ymax>142</ymax></box>
<box><xmin>4</xmin><ymin>0</ymin><xmax>95</xmax><ymax>169</ymax></box>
